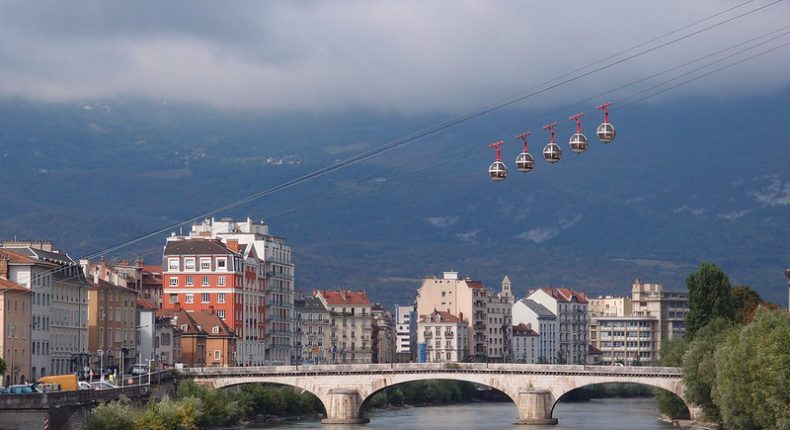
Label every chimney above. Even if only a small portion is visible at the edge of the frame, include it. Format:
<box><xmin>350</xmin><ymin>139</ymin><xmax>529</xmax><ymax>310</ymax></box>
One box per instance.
<box><xmin>209</xmin><ymin>305</ymin><xmax>215</xmax><ymax>315</ymax></box>
<box><xmin>136</xmin><ymin>258</ymin><xmax>144</xmax><ymax>269</ymax></box>
<box><xmin>226</xmin><ymin>239</ymin><xmax>239</xmax><ymax>253</ymax></box>
<box><xmin>459</xmin><ymin>311</ymin><xmax>464</xmax><ymax>322</ymax></box>
<box><xmin>0</xmin><ymin>255</ymin><xmax>9</xmax><ymax>279</ymax></box>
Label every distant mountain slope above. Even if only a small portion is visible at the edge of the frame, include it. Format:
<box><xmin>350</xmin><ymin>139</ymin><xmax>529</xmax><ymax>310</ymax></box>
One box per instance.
<box><xmin>0</xmin><ymin>93</ymin><xmax>788</xmax><ymax>306</ymax></box>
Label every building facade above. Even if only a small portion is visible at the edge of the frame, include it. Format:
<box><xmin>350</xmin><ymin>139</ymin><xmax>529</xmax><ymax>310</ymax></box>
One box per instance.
<box><xmin>487</xmin><ymin>276</ymin><xmax>514</xmax><ymax>361</ymax></box>
<box><xmin>86</xmin><ymin>277</ymin><xmax>139</xmax><ymax>373</ymax></box>
<box><xmin>315</xmin><ymin>290</ymin><xmax>373</xmax><ymax>364</ymax></box>
<box><xmin>417</xmin><ymin>310</ymin><xmax>467</xmax><ymax>362</ymax></box>
<box><xmin>189</xmin><ymin>217</ymin><xmax>294</xmax><ymax>364</ymax></box>
<box><xmin>631</xmin><ymin>279</ymin><xmax>688</xmax><ymax>350</ymax></box>
<box><xmin>511</xmin><ymin>323</ymin><xmax>539</xmax><ymax>364</ymax></box>
<box><xmin>1</xmin><ymin>242</ymin><xmax>89</xmax><ymax>379</ymax></box>
<box><xmin>300</xmin><ymin>296</ymin><xmax>331</xmax><ymax>364</ymax></box>
<box><xmin>416</xmin><ymin>271</ymin><xmax>489</xmax><ymax>359</ymax></box>
<box><xmin>512</xmin><ymin>299</ymin><xmax>557</xmax><ymax>363</ymax></box>
<box><xmin>526</xmin><ymin>288</ymin><xmax>588</xmax><ymax>364</ymax></box>
<box><xmin>371</xmin><ymin>304</ymin><xmax>395</xmax><ymax>364</ymax></box>
<box><xmin>394</xmin><ymin>305</ymin><xmax>416</xmax><ymax>362</ymax></box>
<box><xmin>0</xmin><ymin>276</ymin><xmax>32</xmax><ymax>385</ymax></box>
<box><xmin>154</xmin><ymin>313</ymin><xmax>181</xmax><ymax>368</ymax></box>
<box><xmin>588</xmin><ymin>315</ymin><xmax>659</xmax><ymax>365</ymax></box>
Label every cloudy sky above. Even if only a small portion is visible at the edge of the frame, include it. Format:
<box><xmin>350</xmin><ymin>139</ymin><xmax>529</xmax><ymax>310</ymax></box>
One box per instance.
<box><xmin>0</xmin><ymin>0</ymin><xmax>788</xmax><ymax>113</ymax></box>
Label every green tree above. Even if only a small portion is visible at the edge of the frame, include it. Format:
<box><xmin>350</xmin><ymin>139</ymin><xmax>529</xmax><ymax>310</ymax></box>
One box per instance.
<box><xmin>654</xmin><ymin>339</ymin><xmax>689</xmax><ymax>419</ymax></box>
<box><xmin>685</xmin><ymin>263</ymin><xmax>735</xmax><ymax>338</ymax></box>
<box><xmin>0</xmin><ymin>357</ymin><xmax>6</xmax><ymax>376</ymax></box>
<box><xmin>713</xmin><ymin>308</ymin><xmax>790</xmax><ymax>429</ymax></box>
<box><xmin>87</xmin><ymin>398</ymin><xmax>136</xmax><ymax>430</ymax></box>
<box><xmin>682</xmin><ymin>318</ymin><xmax>735</xmax><ymax>423</ymax></box>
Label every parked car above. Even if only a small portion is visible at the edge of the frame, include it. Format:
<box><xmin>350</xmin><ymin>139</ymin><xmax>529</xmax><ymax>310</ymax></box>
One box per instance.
<box><xmin>78</xmin><ymin>381</ymin><xmax>92</xmax><ymax>390</ymax></box>
<box><xmin>90</xmin><ymin>381</ymin><xmax>120</xmax><ymax>390</ymax></box>
<box><xmin>3</xmin><ymin>384</ymin><xmax>42</xmax><ymax>394</ymax></box>
<box><xmin>129</xmin><ymin>364</ymin><xmax>148</xmax><ymax>375</ymax></box>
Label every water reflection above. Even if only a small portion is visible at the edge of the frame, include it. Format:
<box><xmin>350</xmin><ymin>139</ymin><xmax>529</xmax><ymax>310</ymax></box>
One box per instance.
<box><xmin>247</xmin><ymin>398</ymin><xmax>673</xmax><ymax>430</ymax></box>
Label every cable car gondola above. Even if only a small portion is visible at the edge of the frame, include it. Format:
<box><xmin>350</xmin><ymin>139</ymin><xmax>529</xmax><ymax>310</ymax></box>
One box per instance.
<box><xmin>542</xmin><ymin>122</ymin><xmax>561</xmax><ymax>163</ymax></box>
<box><xmin>596</xmin><ymin>102</ymin><xmax>616</xmax><ymax>143</ymax></box>
<box><xmin>515</xmin><ymin>131</ymin><xmax>535</xmax><ymax>173</ymax></box>
<box><xmin>488</xmin><ymin>140</ymin><xmax>507</xmax><ymax>181</ymax></box>
<box><xmin>568</xmin><ymin>112</ymin><xmax>588</xmax><ymax>154</ymax></box>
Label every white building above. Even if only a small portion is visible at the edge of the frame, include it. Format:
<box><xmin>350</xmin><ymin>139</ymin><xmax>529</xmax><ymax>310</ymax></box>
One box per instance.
<box><xmin>417</xmin><ymin>310</ymin><xmax>467</xmax><ymax>362</ymax></box>
<box><xmin>511</xmin><ymin>323</ymin><xmax>540</xmax><ymax>363</ymax></box>
<box><xmin>526</xmin><ymin>288</ymin><xmax>588</xmax><ymax>364</ymax></box>
<box><xmin>512</xmin><ymin>299</ymin><xmax>557</xmax><ymax>363</ymax></box>
<box><xmin>1</xmin><ymin>242</ymin><xmax>89</xmax><ymax>379</ymax></box>
<box><xmin>395</xmin><ymin>305</ymin><xmax>416</xmax><ymax>362</ymax></box>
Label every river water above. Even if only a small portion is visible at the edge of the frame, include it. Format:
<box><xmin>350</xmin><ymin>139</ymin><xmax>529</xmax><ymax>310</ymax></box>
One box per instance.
<box><xmin>249</xmin><ymin>398</ymin><xmax>674</xmax><ymax>429</ymax></box>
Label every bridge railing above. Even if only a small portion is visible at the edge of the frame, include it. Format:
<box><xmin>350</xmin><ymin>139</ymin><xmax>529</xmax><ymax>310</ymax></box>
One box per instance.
<box><xmin>0</xmin><ymin>385</ymin><xmax>150</xmax><ymax>410</ymax></box>
<box><xmin>181</xmin><ymin>363</ymin><xmax>681</xmax><ymax>378</ymax></box>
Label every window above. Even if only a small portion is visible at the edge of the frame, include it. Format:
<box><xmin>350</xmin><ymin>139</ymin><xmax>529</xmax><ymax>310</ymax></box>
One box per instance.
<box><xmin>169</xmin><ymin>277</ymin><xmax>178</xmax><ymax>287</ymax></box>
<box><xmin>169</xmin><ymin>294</ymin><xmax>178</xmax><ymax>304</ymax></box>
<box><xmin>217</xmin><ymin>276</ymin><xmax>226</xmax><ymax>286</ymax></box>
<box><xmin>214</xmin><ymin>350</ymin><xmax>221</xmax><ymax>361</ymax></box>
<box><xmin>201</xmin><ymin>293</ymin><xmax>210</xmax><ymax>303</ymax></box>
<box><xmin>200</xmin><ymin>258</ymin><xmax>211</xmax><ymax>270</ymax></box>
<box><xmin>217</xmin><ymin>258</ymin><xmax>226</xmax><ymax>269</ymax></box>
<box><xmin>185</xmin><ymin>276</ymin><xmax>194</xmax><ymax>286</ymax></box>
<box><xmin>201</xmin><ymin>276</ymin><xmax>209</xmax><ymax>287</ymax></box>
<box><xmin>217</xmin><ymin>309</ymin><xmax>225</xmax><ymax>320</ymax></box>
<box><xmin>185</xmin><ymin>294</ymin><xmax>194</xmax><ymax>304</ymax></box>
<box><xmin>212</xmin><ymin>326</ymin><xmax>220</xmax><ymax>334</ymax></box>
<box><xmin>168</xmin><ymin>258</ymin><xmax>179</xmax><ymax>271</ymax></box>
<box><xmin>184</xmin><ymin>258</ymin><xmax>195</xmax><ymax>270</ymax></box>
<box><xmin>217</xmin><ymin>293</ymin><xmax>226</xmax><ymax>303</ymax></box>
<box><xmin>181</xmin><ymin>324</ymin><xmax>188</xmax><ymax>331</ymax></box>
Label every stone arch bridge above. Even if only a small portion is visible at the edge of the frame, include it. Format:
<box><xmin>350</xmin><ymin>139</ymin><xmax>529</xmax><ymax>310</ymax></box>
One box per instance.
<box><xmin>181</xmin><ymin>363</ymin><xmax>695</xmax><ymax>425</ymax></box>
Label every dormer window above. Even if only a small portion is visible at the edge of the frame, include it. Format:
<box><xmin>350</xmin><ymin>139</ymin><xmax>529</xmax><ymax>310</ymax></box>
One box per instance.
<box><xmin>212</xmin><ymin>326</ymin><xmax>219</xmax><ymax>334</ymax></box>
<box><xmin>217</xmin><ymin>258</ymin><xmax>227</xmax><ymax>270</ymax></box>
<box><xmin>168</xmin><ymin>258</ymin><xmax>179</xmax><ymax>271</ymax></box>
<box><xmin>180</xmin><ymin>324</ymin><xmax>188</xmax><ymax>331</ymax></box>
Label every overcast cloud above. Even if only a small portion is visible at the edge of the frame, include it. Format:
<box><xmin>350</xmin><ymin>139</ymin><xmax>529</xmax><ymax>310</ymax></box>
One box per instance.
<box><xmin>0</xmin><ymin>0</ymin><xmax>788</xmax><ymax>113</ymax></box>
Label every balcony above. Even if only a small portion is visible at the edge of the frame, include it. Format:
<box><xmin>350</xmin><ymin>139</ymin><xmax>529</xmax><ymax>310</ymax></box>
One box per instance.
<box><xmin>423</xmin><ymin>332</ymin><xmax>433</xmax><ymax>339</ymax></box>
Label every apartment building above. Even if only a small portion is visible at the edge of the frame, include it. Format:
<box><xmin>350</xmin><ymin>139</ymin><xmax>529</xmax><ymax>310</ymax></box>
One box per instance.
<box><xmin>157</xmin><ymin>308</ymin><xmax>206</xmax><ymax>367</ymax></box>
<box><xmin>189</xmin><ymin>218</ymin><xmax>293</xmax><ymax>364</ymax></box>
<box><xmin>0</xmin><ymin>275</ymin><xmax>32</xmax><ymax>385</ymax></box>
<box><xmin>154</xmin><ymin>313</ymin><xmax>181</xmax><ymax>368</ymax></box>
<box><xmin>417</xmin><ymin>310</ymin><xmax>467</xmax><ymax>362</ymax></box>
<box><xmin>371</xmin><ymin>304</ymin><xmax>395</xmax><ymax>364</ymax></box>
<box><xmin>526</xmin><ymin>288</ymin><xmax>588</xmax><ymax>364</ymax></box>
<box><xmin>315</xmin><ymin>290</ymin><xmax>373</xmax><ymax>364</ymax></box>
<box><xmin>416</xmin><ymin>271</ymin><xmax>490</xmax><ymax>359</ymax></box>
<box><xmin>511</xmin><ymin>323</ymin><xmax>539</xmax><ymax>364</ymax></box>
<box><xmin>487</xmin><ymin>276</ymin><xmax>514</xmax><ymax>361</ymax></box>
<box><xmin>1</xmin><ymin>242</ymin><xmax>89</xmax><ymax>379</ymax></box>
<box><xmin>512</xmin><ymin>299</ymin><xmax>557</xmax><ymax>363</ymax></box>
<box><xmin>631</xmin><ymin>279</ymin><xmax>688</xmax><ymax>348</ymax></box>
<box><xmin>86</xmin><ymin>278</ymin><xmax>139</xmax><ymax>372</ymax></box>
<box><xmin>588</xmin><ymin>315</ymin><xmax>659</xmax><ymax>365</ymax></box>
<box><xmin>300</xmin><ymin>296</ymin><xmax>331</xmax><ymax>364</ymax></box>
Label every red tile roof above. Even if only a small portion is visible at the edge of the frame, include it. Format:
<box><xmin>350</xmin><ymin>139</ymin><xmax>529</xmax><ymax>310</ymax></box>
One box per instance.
<box><xmin>190</xmin><ymin>311</ymin><xmax>234</xmax><ymax>337</ymax></box>
<box><xmin>466</xmin><ymin>281</ymin><xmax>486</xmax><ymax>289</ymax></box>
<box><xmin>512</xmin><ymin>323</ymin><xmax>539</xmax><ymax>337</ymax></box>
<box><xmin>137</xmin><ymin>298</ymin><xmax>157</xmax><ymax>310</ymax></box>
<box><xmin>0</xmin><ymin>278</ymin><xmax>31</xmax><ymax>293</ymax></box>
<box><xmin>421</xmin><ymin>310</ymin><xmax>464</xmax><ymax>323</ymax></box>
<box><xmin>317</xmin><ymin>290</ymin><xmax>370</xmax><ymax>306</ymax></box>
<box><xmin>539</xmin><ymin>287</ymin><xmax>588</xmax><ymax>304</ymax></box>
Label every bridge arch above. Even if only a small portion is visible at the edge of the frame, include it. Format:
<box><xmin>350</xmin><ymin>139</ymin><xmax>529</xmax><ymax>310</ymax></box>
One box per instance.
<box><xmin>550</xmin><ymin>377</ymin><xmax>692</xmax><ymax>420</ymax></box>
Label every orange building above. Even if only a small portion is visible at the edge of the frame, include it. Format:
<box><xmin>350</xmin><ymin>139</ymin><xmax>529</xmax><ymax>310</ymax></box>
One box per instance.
<box><xmin>86</xmin><ymin>278</ymin><xmax>138</xmax><ymax>371</ymax></box>
<box><xmin>0</xmin><ymin>277</ymin><xmax>32</xmax><ymax>385</ymax></box>
<box><xmin>156</xmin><ymin>308</ymin><xmax>236</xmax><ymax>367</ymax></box>
<box><xmin>157</xmin><ymin>308</ymin><xmax>206</xmax><ymax>368</ymax></box>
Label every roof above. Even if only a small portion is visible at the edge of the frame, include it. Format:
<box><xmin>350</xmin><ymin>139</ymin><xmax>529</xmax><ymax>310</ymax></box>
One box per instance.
<box><xmin>302</xmin><ymin>296</ymin><xmax>329</xmax><ymax>312</ymax></box>
<box><xmin>512</xmin><ymin>323</ymin><xmax>539</xmax><ymax>337</ymax></box>
<box><xmin>0</xmin><ymin>278</ymin><xmax>31</xmax><ymax>293</ymax></box>
<box><xmin>466</xmin><ymin>281</ymin><xmax>486</xmax><ymax>289</ymax></box>
<box><xmin>89</xmin><ymin>278</ymin><xmax>137</xmax><ymax>294</ymax></box>
<box><xmin>317</xmin><ymin>290</ymin><xmax>370</xmax><ymax>306</ymax></box>
<box><xmin>137</xmin><ymin>298</ymin><xmax>157</xmax><ymax>310</ymax></box>
<box><xmin>537</xmin><ymin>287</ymin><xmax>588</xmax><ymax>304</ymax></box>
<box><xmin>2</xmin><ymin>246</ymin><xmax>75</xmax><ymax>265</ymax></box>
<box><xmin>190</xmin><ymin>311</ymin><xmax>235</xmax><ymax>337</ymax></box>
<box><xmin>520</xmin><ymin>299</ymin><xmax>556</xmax><ymax>318</ymax></box>
<box><xmin>589</xmin><ymin>345</ymin><xmax>603</xmax><ymax>354</ymax></box>
<box><xmin>142</xmin><ymin>265</ymin><xmax>162</xmax><ymax>275</ymax></box>
<box><xmin>163</xmin><ymin>239</ymin><xmax>235</xmax><ymax>256</ymax></box>
<box><xmin>0</xmin><ymin>248</ymin><xmax>57</xmax><ymax>267</ymax></box>
<box><xmin>420</xmin><ymin>310</ymin><xmax>465</xmax><ymax>323</ymax></box>
<box><xmin>156</xmin><ymin>309</ymin><xmax>205</xmax><ymax>336</ymax></box>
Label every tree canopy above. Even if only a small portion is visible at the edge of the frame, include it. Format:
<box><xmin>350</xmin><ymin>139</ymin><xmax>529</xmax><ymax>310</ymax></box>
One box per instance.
<box><xmin>685</xmin><ymin>263</ymin><xmax>735</xmax><ymax>338</ymax></box>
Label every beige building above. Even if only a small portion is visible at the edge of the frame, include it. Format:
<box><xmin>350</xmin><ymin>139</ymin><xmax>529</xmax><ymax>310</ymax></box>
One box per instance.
<box><xmin>315</xmin><ymin>290</ymin><xmax>373</xmax><ymax>364</ymax></box>
<box><xmin>511</xmin><ymin>323</ymin><xmax>539</xmax><ymax>364</ymax></box>
<box><xmin>300</xmin><ymin>296</ymin><xmax>331</xmax><ymax>364</ymax></box>
<box><xmin>589</xmin><ymin>315</ymin><xmax>659</xmax><ymax>365</ymax></box>
<box><xmin>418</xmin><ymin>310</ymin><xmax>467</xmax><ymax>362</ymax></box>
<box><xmin>416</xmin><ymin>271</ymin><xmax>489</xmax><ymax>359</ymax></box>
<box><xmin>526</xmin><ymin>288</ymin><xmax>588</xmax><ymax>364</ymax></box>
<box><xmin>87</xmin><ymin>277</ymin><xmax>139</xmax><ymax>372</ymax></box>
<box><xmin>487</xmin><ymin>276</ymin><xmax>514</xmax><ymax>361</ymax></box>
<box><xmin>1</xmin><ymin>276</ymin><xmax>32</xmax><ymax>385</ymax></box>
<box><xmin>588</xmin><ymin>296</ymin><xmax>632</xmax><ymax>317</ymax></box>
<box><xmin>631</xmin><ymin>279</ymin><xmax>688</xmax><ymax>349</ymax></box>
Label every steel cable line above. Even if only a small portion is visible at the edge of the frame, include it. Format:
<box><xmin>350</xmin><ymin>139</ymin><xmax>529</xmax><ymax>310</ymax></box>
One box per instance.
<box><xmin>84</xmin><ymin>0</ymin><xmax>782</xmax><ymax>260</ymax></box>
<box><xmin>15</xmin><ymin>0</ymin><xmax>785</xmax><ymax>280</ymax></box>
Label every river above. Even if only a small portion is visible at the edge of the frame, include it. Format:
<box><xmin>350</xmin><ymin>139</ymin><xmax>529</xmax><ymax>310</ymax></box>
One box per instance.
<box><xmin>247</xmin><ymin>398</ymin><xmax>674</xmax><ymax>429</ymax></box>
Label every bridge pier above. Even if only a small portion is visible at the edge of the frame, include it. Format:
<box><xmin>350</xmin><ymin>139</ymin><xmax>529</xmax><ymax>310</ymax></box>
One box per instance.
<box><xmin>513</xmin><ymin>388</ymin><xmax>558</xmax><ymax>425</ymax></box>
<box><xmin>321</xmin><ymin>388</ymin><xmax>370</xmax><ymax>425</ymax></box>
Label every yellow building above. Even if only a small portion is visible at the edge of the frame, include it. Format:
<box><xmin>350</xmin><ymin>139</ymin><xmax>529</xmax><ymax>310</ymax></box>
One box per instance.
<box><xmin>588</xmin><ymin>296</ymin><xmax>632</xmax><ymax>317</ymax></box>
<box><xmin>87</xmin><ymin>278</ymin><xmax>138</xmax><ymax>372</ymax></box>
<box><xmin>0</xmin><ymin>276</ymin><xmax>32</xmax><ymax>385</ymax></box>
